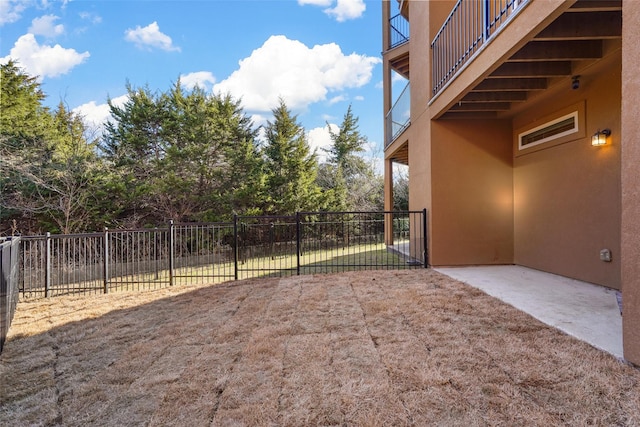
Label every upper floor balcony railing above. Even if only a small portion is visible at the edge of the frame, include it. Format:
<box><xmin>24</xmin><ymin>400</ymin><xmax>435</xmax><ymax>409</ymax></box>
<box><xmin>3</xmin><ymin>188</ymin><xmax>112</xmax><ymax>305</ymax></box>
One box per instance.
<box><xmin>389</xmin><ymin>13</ymin><xmax>410</xmax><ymax>49</ymax></box>
<box><xmin>385</xmin><ymin>81</ymin><xmax>410</xmax><ymax>147</ymax></box>
<box><xmin>431</xmin><ymin>0</ymin><xmax>528</xmax><ymax>97</ymax></box>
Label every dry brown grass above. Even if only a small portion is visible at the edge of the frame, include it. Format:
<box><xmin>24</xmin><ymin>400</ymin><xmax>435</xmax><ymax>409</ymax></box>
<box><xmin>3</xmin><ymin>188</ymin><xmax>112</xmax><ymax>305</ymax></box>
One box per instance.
<box><xmin>1</xmin><ymin>269</ymin><xmax>639</xmax><ymax>426</ymax></box>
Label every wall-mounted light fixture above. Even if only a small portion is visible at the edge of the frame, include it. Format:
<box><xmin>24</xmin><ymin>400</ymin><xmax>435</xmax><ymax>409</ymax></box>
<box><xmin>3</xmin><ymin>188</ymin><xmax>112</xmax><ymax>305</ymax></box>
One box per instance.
<box><xmin>572</xmin><ymin>75</ymin><xmax>580</xmax><ymax>90</ymax></box>
<box><xmin>592</xmin><ymin>128</ymin><xmax>611</xmax><ymax>146</ymax></box>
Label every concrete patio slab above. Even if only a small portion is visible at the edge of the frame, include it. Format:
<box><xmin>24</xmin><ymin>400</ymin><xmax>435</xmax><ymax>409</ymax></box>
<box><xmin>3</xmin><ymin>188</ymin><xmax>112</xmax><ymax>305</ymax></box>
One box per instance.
<box><xmin>435</xmin><ymin>265</ymin><xmax>624</xmax><ymax>360</ymax></box>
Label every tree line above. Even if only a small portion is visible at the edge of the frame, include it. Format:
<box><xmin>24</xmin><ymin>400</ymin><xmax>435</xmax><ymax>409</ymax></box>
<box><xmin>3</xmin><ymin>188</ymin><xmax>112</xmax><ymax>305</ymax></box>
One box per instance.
<box><xmin>0</xmin><ymin>61</ymin><xmax>384</xmax><ymax>235</ymax></box>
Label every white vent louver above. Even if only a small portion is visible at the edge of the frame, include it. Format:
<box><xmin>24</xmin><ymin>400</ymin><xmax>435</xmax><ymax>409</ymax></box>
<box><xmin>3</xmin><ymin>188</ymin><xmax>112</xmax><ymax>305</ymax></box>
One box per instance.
<box><xmin>518</xmin><ymin>111</ymin><xmax>578</xmax><ymax>150</ymax></box>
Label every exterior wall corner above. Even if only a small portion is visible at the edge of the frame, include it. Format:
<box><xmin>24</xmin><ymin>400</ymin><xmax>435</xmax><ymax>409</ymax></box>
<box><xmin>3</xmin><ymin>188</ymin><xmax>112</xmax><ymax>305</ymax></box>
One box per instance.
<box><xmin>621</xmin><ymin>0</ymin><xmax>640</xmax><ymax>366</ymax></box>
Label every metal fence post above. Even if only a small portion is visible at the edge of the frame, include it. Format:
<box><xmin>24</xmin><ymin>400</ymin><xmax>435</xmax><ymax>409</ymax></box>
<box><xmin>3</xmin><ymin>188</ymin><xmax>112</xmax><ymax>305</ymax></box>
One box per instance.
<box><xmin>169</xmin><ymin>220</ymin><xmax>175</xmax><ymax>286</ymax></box>
<box><xmin>233</xmin><ymin>215</ymin><xmax>239</xmax><ymax>281</ymax></box>
<box><xmin>483</xmin><ymin>0</ymin><xmax>490</xmax><ymax>41</ymax></box>
<box><xmin>45</xmin><ymin>232</ymin><xmax>51</xmax><ymax>298</ymax></box>
<box><xmin>422</xmin><ymin>208</ymin><xmax>429</xmax><ymax>268</ymax></box>
<box><xmin>154</xmin><ymin>227</ymin><xmax>159</xmax><ymax>280</ymax></box>
<box><xmin>103</xmin><ymin>228</ymin><xmax>109</xmax><ymax>294</ymax></box>
<box><xmin>296</xmin><ymin>212</ymin><xmax>301</xmax><ymax>276</ymax></box>
<box><xmin>269</xmin><ymin>222</ymin><xmax>275</xmax><ymax>260</ymax></box>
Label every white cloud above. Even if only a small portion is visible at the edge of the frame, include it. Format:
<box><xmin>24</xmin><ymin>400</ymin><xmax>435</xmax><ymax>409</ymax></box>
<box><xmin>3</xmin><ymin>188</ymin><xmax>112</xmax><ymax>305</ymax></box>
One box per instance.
<box><xmin>0</xmin><ymin>0</ymin><xmax>31</xmax><ymax>26</ymax></box>
<box><xmin>392</xmin><ymin>71</ymin><xmax>408</xmax><ymax>84</ymax></box>
<box><xmin>124</xmin><ymin>21</ymin><xmax>180</xmax><ymax>52</ymax></box>
<box><xmin>353</xmin><ymin>95</ymin><xmax>364</xmax><ymax>101</ymax></box>
<box><xmin>298</xmin><ymin>0</ymin><xmax>332</xmax><ymax>6</ymax></box>
<box><xmin>309</xmin><ymin>123</ymin><xmax>383</xmax><ymax>172</ymax></box>
<box><xmin>253</xmin><ymin>116</ymin><xmax>268</xmax><ymax>144</ymax></box>
<box><xmin>213</xmin><ymin>35</ymin><xmax>380</xmax><ymax>113</ymax></box>
<box><xmin>180</xmin><ymin>71</ymin><xmax>216</xmax><ymax>91</ymax></box>
<box><xmin>251</xmin><ymin>113</ymin><xmax>268</xmax><ymax>129</ymax></box>
<box><xmin>298</xmin><ymin>0</ymin><xmax>365</xmax><ymax>21</ymax></box>
<box><xmin>73</xmin><ymin>94</ymin><xmax>129</xmax><ymax>131</ymax></box>
<box><xmin>328</xmin><ymin>95</ymin><xmax>346</xmax><ymax>105</ymax></box>
<box><xmin>29</xmin><ymin>14</ymin><xmax>64</xmax><ymax>37</ymax></box>
<box><xmin>78</xmin><ymin>12</ymin><xmax>102</xmax><ymax>24</ymax></box>
<box><xmin>0</xmin><ymin>33</ymin><xmax>89</xmax><ymax>79</ymax></box>
<box><xmin>307</xmin><ymin>123</ymin><xmax>338</xmax><ymax>163</ymax></box>
<box><xmin>324</xmin><ymin>0</ymin><xmax>366</xmax><ymax>22</ymax></box>
<box><xmin>79</xmin><ymin>11</ymin><xmax>102</xmax><ymax>24</ymax></box>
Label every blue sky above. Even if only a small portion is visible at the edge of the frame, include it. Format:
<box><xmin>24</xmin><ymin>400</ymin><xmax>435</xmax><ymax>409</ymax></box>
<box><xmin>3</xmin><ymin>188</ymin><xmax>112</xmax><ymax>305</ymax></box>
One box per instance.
<box><xmin>1</xmin><ymin>0</ymin><xmax>399</xmax><ymax>166</ymax></box>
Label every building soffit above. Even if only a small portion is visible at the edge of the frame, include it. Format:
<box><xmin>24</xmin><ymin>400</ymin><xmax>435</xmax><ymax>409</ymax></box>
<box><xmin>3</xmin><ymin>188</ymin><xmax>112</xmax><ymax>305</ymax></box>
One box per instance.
<box><xmin>385</xmin><ymin>127</ymin><xmax>409</xmax><ymax>165</ymax></box>
<box><xmin>433</xmin><ymin>0</ymin><xmax>622</xmax><ymax>120</ymax></box>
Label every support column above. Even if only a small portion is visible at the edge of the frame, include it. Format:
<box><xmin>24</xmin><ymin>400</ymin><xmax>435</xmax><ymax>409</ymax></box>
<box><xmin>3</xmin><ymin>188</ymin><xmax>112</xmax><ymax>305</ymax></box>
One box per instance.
<box><xmin>382</xmin><ymin>1</ymin><xmax>394</xmax><ymax>247</ymax></box>
<box><xmin>384</xmin><ymin>159</ymin><xmax>395</xmax><ymax>245</ymax></box>
<box><xmin>621</xmin><ymin>0</ymin><xmax>640</xmax><ymax>365</ymax></box>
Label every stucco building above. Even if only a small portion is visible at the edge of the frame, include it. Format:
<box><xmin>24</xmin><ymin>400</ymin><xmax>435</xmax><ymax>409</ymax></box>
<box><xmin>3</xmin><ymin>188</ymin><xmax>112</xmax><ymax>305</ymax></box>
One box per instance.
<box><xmin>382</xmin><ymin>0</ymin><xmax>640</xmax><ymax>364</ymax></box>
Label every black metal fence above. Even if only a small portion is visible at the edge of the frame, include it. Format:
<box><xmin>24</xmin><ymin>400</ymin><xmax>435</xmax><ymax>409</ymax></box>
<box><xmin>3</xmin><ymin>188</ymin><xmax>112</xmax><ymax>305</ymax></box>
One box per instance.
<box><xmin>17</xmin><ymin>210</ymin><xmax>427</xmax><ymax>299</ymax></box>
<box><xmin>236</xmin><ymin>211</ymin><xmax>426</xmax><ymax>278</ymax></box>
<box><xmin>1</xmin><ymin>237</ymin><xmax>20</xmax><ymax>352</ymax></box>
<box><xmin>20</xmin><ymin>222</ymin><xmax>236</xmax><ymax>298</ymax></box>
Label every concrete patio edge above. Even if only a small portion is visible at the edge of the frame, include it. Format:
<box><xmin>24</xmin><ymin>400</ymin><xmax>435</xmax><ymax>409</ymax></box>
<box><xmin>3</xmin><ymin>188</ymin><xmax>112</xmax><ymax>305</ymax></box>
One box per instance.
<box><xmin>434</xmin><ymin>265</ymin><xmax>624</xmax><ymax>360</ymax></box>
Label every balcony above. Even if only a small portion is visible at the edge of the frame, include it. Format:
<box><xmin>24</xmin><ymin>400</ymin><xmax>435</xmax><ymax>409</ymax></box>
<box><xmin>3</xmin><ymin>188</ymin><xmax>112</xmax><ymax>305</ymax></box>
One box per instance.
<box><xmin>385</xmin><ymin>81</ymin><xmax>411</xmax><ymax>149</ymax></box>
<box><xmin>389</xmin><ymin>13</ymin><xmax>409</xmax><ymax>49</ymax></box>
<box><xmin>384</xmin><ymin>9</ymin><xmax>410</xmax><ymax>152</ymax></box>
<box><xmin>387</xmin><ymin>12</ymin><xmax>410</xmax><ymax>80</ymax></box>
<box><xmin>431</xmin><ymin>0</ymin><xmax>622</xmax><ymax>119</ymax></box>
<box><xmin>431</xmin><ymin>0</ymin><xmax>528</xmax><ymax>97</ymax></box>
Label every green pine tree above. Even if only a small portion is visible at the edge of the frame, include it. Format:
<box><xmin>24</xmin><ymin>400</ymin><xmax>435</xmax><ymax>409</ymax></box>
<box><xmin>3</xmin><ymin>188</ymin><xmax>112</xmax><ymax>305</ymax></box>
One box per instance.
<box><xmin>1</xmin><ymin>62</ymin><xmax>103</xmax><ymax>234</ymax></box>
<box><xmin>263</xmin><ymin>98</ymin><xmax>323</xmax><ymax>215</ymax></box>
<box><xmin>320</xmin><ymin>104</ymin><xmax>382</xmax><ymax>211</ymax></box>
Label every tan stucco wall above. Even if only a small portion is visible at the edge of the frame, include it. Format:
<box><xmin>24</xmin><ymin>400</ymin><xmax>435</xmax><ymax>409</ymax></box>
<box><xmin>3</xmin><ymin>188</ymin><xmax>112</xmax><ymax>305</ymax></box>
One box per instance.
<box><xmin>408</xmin><ymin>1</ymin><xmax>518</xmax><ymax>267</ymax></box>
<box><xmin>388</xmin><ymin>0</ymin><xmax>636</xmax><ymax>364</ymax></box>
<box><xmin>407</xmin><ymin>120</ymin><xmax>431</xmax><ymax>235</ymax></box>
<box><xmin>405</xmin><ymin>0</ymin><xmax>434</xmax><ymax>252</ymax></box>
<box><xmin>513</xmin><ymin>56</ymin><xmax>621</xmax><ymax>289</ymax></box>
<box><xmin>429</xmin><ymin>120</ymin><xmax>514</xmax><ymax>265</ymax></box>
<box><xmin>621</xmin><ymin>0</ymin><xmax>640</xmax><ymax>365</ymax></box>
<box><xmin>429</xmin><ymin>1</ymin><xmax>457</xmax><ymax>40</ymax></box>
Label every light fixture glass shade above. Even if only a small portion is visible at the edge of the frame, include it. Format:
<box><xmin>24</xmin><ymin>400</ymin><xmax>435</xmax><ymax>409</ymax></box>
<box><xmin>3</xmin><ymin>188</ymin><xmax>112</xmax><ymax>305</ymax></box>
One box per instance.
<box><xmin>592</xmin><ymin>129</ymin><xmax>611</xmax><ymax>146</ymax></box>
<box><xmin>592</xmin><ymin>133</ymin><xmax>606</xmax><ymax>146</ymax></box>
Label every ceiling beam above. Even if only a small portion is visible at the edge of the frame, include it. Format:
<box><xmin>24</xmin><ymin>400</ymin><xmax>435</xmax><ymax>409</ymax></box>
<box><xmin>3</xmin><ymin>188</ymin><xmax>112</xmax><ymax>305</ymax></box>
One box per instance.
<box><xmin>473</xmin><ymin>78</ymin><xmax>547</xmax><ymax>92</ymax></box>
<box><xmin>489</xmin><ymin>61</ymin><xmax>572</xmax><ymax>78</ymax></box>
<box><xmin>387</xmin><ymin>143</ymin><xmax>408</xmax><ymax>165</ymax></box>
<box><xmin>390</xmin><ymin>52</ymin><xmax>409</xmax><ymax>79</ymax></box>
<box><xmin>439</xmin><ymin>1</ymin><xmax>621</xmax><ymax>118</ymax></box>
<box><xmin>450</xmin><ymin>102</ymin><xmax>511</xmax><ymax>112</ymax></box>
<box><xmin>568</xmin><ymin>0</ymin><xmax>621</xmax><ymax>13</ymax></box>
<box><xmin>535</xmin><ymin>11</ymin><xmax>622</xmax><ymax>40</ymax></box>
<box><xmin>509</xmin><ymin>40</ymin><xmax>603</xmax><ymax>61</ymax></box>
<box><xmin>440</xmin><ymin>111</ymin><xmax>498</xmax><ymax>120</ymax></box>
<box><xmin>461</xmin><ymin>91</ymin><xmax>528</xmax><ymax>103</ymax></box>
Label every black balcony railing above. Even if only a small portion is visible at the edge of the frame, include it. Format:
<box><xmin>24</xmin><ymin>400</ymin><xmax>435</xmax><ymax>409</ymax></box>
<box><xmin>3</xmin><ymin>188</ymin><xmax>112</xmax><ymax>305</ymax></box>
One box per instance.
<box><xmin>431</xmin><ymin>0</ymin><xmax>528</xmax><ymax>97</ymax></box>
<box><xmin>389</xmin><ymin>13</ymin><xmax>409</xmax><ymax>49</ymax></box>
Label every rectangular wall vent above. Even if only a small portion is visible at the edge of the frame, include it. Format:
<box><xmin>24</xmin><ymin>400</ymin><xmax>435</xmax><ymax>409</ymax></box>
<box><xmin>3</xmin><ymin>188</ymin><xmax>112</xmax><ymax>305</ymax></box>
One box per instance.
<box><xmin>518</xmin><ymin>111</ymin><xmax>578</xmax><ymax>150</ymax></box>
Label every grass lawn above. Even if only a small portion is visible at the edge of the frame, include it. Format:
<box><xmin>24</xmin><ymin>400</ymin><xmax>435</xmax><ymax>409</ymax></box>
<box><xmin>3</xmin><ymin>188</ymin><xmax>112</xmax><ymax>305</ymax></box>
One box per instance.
<box><xmin>1</xmin><ymin>269</ymin><xmax>639</xmax><ymax>426</ymax></box>
<box><xmin>35</xmin><ymin>242</ymin><xmax>416</xmax><ymax>296</ymax></box>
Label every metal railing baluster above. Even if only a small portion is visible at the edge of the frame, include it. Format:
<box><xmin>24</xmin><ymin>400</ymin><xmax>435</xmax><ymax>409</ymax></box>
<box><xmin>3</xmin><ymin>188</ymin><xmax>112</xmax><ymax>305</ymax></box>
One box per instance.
<box><xmin>431</xmin><ymin>0</ymin><xmax>527</xmax><ymax>96</ymax></box>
